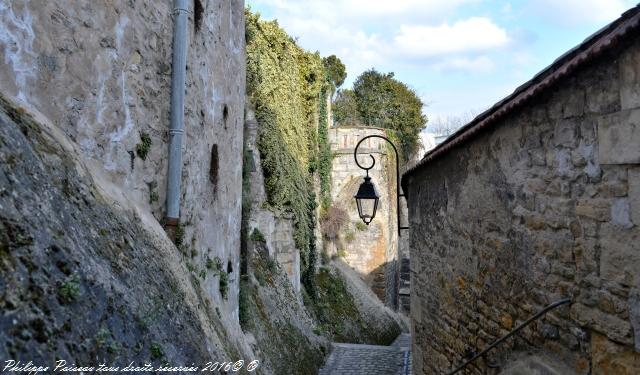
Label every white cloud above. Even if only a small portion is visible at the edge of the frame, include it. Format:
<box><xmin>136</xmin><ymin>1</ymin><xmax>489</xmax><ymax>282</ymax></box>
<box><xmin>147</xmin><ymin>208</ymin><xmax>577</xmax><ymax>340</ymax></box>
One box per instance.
<box><xmin>432</xmin><ymin>56</ymin><xmax>495</xmax><ymax>73</ymax></box>
<box><xmin>393</xmin><ymin>18</ymin><xmax>510</xmax><ymax>58</ymax></box>
<box><xmin>249</xmin><ymin>0</ymin><xmax>513</xmax><ymax>76</ymax></box>
<box><xmin>528</xmin><ymin>0</ymin><xmax>635</xmax><ymax>26</ymax></box>
<box><xmin>251</xmin><ymin>0</ymin><xmax>472</xmax><ymax>24</ymax></box>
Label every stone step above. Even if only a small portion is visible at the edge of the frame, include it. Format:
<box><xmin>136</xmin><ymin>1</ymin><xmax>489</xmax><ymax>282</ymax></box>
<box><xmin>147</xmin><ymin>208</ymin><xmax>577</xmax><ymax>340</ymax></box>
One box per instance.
<box><xmin>319</xmin><ymin>335</ymin><xmax>412</xmax><ymax>375</ymax></box>
<box><xmin>390</xmin><ymin>333</ymin><xmax>411</xmax><ymax>348</ymax></box>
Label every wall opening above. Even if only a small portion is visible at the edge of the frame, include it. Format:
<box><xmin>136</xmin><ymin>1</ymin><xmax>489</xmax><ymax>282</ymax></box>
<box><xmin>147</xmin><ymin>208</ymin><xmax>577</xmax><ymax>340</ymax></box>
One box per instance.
<box><xmin>222</xmin><ymin>104</ymin><xmax>228</xmax><ymax>130</ymax></box>
<box><xmin>227</xmin><ymin>260</ymin><xmax>233</xmax><ymax>273</ymax></box>
<box><xmin>193</xmin><ymin>0</ymin><xmax>204</xmax><ymax>34</ymax></box>
<box><xmin>209</xmin><ymin>144</ymin><xmax>218</xmax><ymax>195</ymax></box>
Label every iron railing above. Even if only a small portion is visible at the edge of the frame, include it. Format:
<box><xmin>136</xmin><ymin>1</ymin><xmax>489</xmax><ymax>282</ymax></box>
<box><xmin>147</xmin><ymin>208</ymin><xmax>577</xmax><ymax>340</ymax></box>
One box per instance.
<box><xmin>447</xmin><ymin>298</ymin><xmax>572</xmax><ymax>375</ymax></box>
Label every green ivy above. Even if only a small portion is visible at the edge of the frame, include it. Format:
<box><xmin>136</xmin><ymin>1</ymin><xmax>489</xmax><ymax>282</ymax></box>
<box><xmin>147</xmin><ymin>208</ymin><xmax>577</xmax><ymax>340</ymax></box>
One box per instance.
<box><xmin>245</xmin><ymin>10</ymin><xmax>329</xmax><ymax>289</ymax></box>
<box><xmin>318</xmin><ymin>88</ymin><xmax>332</xmax><ymax>210</ymax></box>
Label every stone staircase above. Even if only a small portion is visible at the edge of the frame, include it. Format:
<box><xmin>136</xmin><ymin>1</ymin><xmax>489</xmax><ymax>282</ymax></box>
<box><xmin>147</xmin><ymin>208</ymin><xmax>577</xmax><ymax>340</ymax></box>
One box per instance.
<box><xmin>319</xmin><ymin>333</ymin><xmax>411</xmax><ymax>375</ymax></box>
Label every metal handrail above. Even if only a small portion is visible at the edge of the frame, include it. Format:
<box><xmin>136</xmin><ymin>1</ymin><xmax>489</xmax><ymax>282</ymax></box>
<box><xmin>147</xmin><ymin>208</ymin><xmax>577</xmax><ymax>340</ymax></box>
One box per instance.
<box><xmin>447</xmin><ymin>298</ymin><xmax>572</xmax><ymax>375</ymax></box>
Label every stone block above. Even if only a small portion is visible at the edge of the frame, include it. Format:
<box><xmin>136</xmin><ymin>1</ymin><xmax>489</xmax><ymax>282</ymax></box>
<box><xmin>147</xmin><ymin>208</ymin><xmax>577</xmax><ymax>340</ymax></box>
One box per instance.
<box><xmin>628</xmin><ymin>289</ymin><xmax>640</xmax><ymax>354</ymax></box>
<box><xmin>580</xmin><ymin>119</ymin><xmax>598</xmax><ymax>143</ymax></box>
<box><xmin>555</xmin><ymin>148</ymin><xmax>574</xmax><ymax>177</ymax></box>
<box><xmin>563</xmin><ymin>90</ymin><xmax>585</xmax><ymax>118</ymax></box>
<box><xmin>597</xmin><ymin>108</ymin><xmax>640</xmax><ymax>164</ymax></box>
<box><xmin>619</xmin><ymin>43</ymin><xmax>640</xmax><ymax>110</ymax></box>
<box><xmin>586</xmin><ymin>76</ymin><xmax>621</xmax><ymax>114</ymax></box>
<box><xmin>591</xmin><ymin>333</ymin><xmax>640</xmax><ymax>375</ymax></box>
<box><xmin>571</xmin><ymin>303</ymin><xmax>633</xmax><ymax>345</ymax></box>
<box><xmin>555</xmin><ymin>119</ymin><xmax>578</xmax><ymax>147</ymax></box>
<box><xmin>524</xmin><ymin>214</ymin><xmax>547</xmax><ymax>230</ymax></box>
<box><xmin>500</xmin><ymin>313</ymin><xmax>514</xmax><ymax>330</ymax></box>
<box><xmin>575</xmin><ymin>198</ymin><xmax>610</xmax><ymax>221</ymax></box>
<box><xmin>611</xmin><ymin>198</ymin><xmax>633</xmax><ymax>228</ymax></box>
<box><xmin>630</xmin><ymin>167</ymin><xmax>640</xmax><ymax>226</ymax></box>
<box><xmin>599</xmin><ymin>223</ymin><xmax>640</xmax><ymax>285</ymax></box>
<box><xmin>571</xmin><ymin>150</ymin><xmax>587</xmax><ymax>167</ymax></box>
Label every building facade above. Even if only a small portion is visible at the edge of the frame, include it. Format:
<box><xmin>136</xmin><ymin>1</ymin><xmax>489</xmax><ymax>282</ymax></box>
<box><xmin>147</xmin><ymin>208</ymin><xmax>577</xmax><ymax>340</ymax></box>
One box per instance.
<box><xmin>0</xmin><ymin>0</ymin><xmax>246</xmax><ymax>321</ymax></box>
<box><xmin>403</xmin><ymin>8</ymin><xmax>640</xmax><ymax>375</ymax></box>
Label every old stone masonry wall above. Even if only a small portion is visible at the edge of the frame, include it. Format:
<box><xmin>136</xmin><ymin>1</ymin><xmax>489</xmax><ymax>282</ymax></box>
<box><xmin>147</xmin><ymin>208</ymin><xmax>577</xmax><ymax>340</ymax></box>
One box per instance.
<box><xmin>0</xmin><ymin>1</ymin><xmax>245</xmax><ymax>321</ymax></box>
<box><xmin>405</xmin><ymin>36</ymin><xmax>640</xmax><ymax>373</ymax></box>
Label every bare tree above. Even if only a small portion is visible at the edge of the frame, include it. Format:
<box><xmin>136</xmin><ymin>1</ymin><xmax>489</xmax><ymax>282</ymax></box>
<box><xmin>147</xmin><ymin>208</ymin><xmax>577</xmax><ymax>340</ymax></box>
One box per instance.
<box><xmin>427</xmin><ymin>110</ymin><xmax>479</xmax><ymax>136</ymax></box>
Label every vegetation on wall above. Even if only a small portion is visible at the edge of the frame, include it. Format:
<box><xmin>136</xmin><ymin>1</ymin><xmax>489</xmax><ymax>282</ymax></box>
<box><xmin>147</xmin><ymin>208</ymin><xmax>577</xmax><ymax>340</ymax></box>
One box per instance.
<box><xmin>245</xmin><ymin>10</ymin><xmax>318</xmax><ymax>263</ymax></box>
<box><xmin>308</xmin><ymin>267</ymin><xmax>401</xmax><ymax>345</ymax></box>
<box><xmin>245</xmin><ymin>8</ymin><xmax>350</xmax><ymax>267</ymax></box>
<box><xmin>334</xmin><ymin>69</ymin><xmax>427</xmax><ymax>161</ymax></box>
<box><xmin>319</xmin><ymin>205</ymin><xmax>348</xmax><ymax>240</ymax></box>
<box><xmin>246</xmin><ymin>10</ymin><xmax>333</xmax><ymax>294</ymax></box>
<box><xmin>135</xmin><ymin>131</ymin><xmax>152</xmax><ymax>160</ymax></box>
<box><xmin>318</xmin><ymin>55</ymin><xmax>347</xmax><ymax>212</ymax></box>
<box><xmin>241</xmin><ymin>241</ymin><xmax>328</xmax><ymax>374</ymax></box>
<box><xmin>317</xmin><ymin>88</ymin><xmax>332</xmax><ymax>209</ymax></box>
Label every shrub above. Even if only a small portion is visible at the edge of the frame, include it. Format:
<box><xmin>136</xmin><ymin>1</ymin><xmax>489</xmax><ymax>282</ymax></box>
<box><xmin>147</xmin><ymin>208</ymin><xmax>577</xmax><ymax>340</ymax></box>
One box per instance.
<box><xmin>150</xmin><ymin>343</ymin><xmax>163</xmax><ymax>359</ymax></box>
<box><xmin>219</xmin><ymin>271</ymin><xmax>229</xmax><ymax>299</ymax></box>
<box><xmin>58</xmin><ymin>274</ymin><xmax>80</xmax><ymax>304</ymax></box>
<box><xmin>320</xmin><ymin>250</ymin><xmax>330</xmax><ymax>265</ymax></box>
<box><xmin>249</xmin><ymin>228</ymin><xmax>266</xmax><ymax>243</ymax></box>
<box><xmin>136</xmin><ymin>132</ymin><xmax>152</xmax><ymax>160</ymax></box>
<box><xmin>320</xmin><ymin>205</ymin><xmax>348</xmax><ymax>239</ymax></box>
<box><xmin>344</xmin><ymin>230</ymin><xmax>355</xmax><ymax>242</ymax></box>
<box><xmin>174</xmin><ymin>223</ymin><xmax>185</xmax><ymax>248</ymax></box>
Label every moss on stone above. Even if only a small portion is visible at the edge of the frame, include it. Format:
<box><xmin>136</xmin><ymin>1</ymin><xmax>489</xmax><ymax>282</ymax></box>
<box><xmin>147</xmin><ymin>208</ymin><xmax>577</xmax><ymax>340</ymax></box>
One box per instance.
<box><xmin>173</xmin><ymin>223</ymin><xmax>185</xmax><ymax>248</ymax></box>
<box><xmin>149</xmin><ymin>343</ymin><xmax>163</xmax><ymax>359</ymax></box>
<box><xmin>249</xmin><ymin>228</ymin><xmax>265</xmax><ymax>243</ymax></box>
<box><xmin>240</xmin><ymin>249</ymin><xmax>327</xmax><ymax>374</ymax></box>
<box><xmin>308</xmin><ymin>267</ymin><xmax>401</xmax><ymax>345</ymax></box>
<box><xmin>57</xmin><ymin>274</ymin><xmax>81</xmax><ymax>304</ymax></box>
<box><xmin>135</xmin><ymin>131</ymin><xmax>152</xmax><ymax>160</ymax></box>
<box><xmin>218</xmin><ymin>271</ymin><xmax>228</xmax><ymax>300</ymax></box>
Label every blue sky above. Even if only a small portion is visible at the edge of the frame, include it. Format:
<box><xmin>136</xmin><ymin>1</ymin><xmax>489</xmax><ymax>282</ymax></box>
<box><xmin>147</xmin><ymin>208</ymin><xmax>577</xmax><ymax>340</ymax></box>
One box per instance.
<box><xmin>246</xmin><ymin>0</ymin><xmax>637</xmax><ymax>130</ymax></box>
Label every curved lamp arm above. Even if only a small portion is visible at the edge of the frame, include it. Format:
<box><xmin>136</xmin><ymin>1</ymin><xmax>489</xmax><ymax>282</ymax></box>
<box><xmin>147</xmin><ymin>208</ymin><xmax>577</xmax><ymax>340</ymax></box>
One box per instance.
<box><xmin>353</xmin><ymin>135</ymin><xmax>409</xmax><ymax>236</ymax></box>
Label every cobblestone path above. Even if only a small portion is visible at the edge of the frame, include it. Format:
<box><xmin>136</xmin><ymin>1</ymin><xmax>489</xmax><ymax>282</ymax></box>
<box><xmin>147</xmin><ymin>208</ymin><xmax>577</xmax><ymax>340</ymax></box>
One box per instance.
<box><xmin>319</xmin><ymin>334</ymin><xmax>411</xmax><ymax>375</ymax></box>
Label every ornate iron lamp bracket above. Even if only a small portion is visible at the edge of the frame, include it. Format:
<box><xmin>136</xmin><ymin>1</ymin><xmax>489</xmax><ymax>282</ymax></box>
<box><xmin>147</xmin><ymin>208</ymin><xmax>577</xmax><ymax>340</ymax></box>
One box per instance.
<box><xmin>353</xmin><ymin>135</ymin><xmax>409</xmax><ymax>236</ymax></box>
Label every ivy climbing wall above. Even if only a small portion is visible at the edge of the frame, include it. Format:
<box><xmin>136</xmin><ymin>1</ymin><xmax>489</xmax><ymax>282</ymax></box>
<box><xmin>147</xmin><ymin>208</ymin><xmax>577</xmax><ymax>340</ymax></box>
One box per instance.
<box><xmin>245</xmin><ymin>10</ymin><xmax>332</xmax><ymax>294</ymax></box>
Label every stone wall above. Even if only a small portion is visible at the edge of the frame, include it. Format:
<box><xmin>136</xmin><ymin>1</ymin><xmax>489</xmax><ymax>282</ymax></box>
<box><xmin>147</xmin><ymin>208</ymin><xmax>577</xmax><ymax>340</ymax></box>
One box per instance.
<box><xmin>0</xmin><ymin>1</ymin><xmax>245</xmax><ymax>321</ymax></box>
<box><xmin>398</xmin><ymin>197</ymin><xmax>411</xmax><ymax>315</ymax></box>
<box><xmin>404</xmin><ymin>38</ymin><xmax>640</xmax><ymax>373</ymax></box>
<box><xmin>328</xmin><ymin>126</ymin><xmax>399</xmax><ymax>307</ymax></box>
<box><xmin>244</xmin><ymin>106</ymin><xmax>300</xmax><ymax>293</ymax></box>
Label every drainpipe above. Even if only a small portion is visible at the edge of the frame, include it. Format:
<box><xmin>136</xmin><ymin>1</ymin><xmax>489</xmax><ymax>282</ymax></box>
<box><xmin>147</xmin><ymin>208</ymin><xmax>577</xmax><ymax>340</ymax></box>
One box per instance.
<box><xmin>165</xmin><ymin>0</ymin><xmax>190</xmax><ymax>236</ymax></box>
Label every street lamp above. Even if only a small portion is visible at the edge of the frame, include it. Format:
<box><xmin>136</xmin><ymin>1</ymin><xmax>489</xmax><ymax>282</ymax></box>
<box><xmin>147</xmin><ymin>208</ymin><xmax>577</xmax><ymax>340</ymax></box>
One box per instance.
<box><xmin>353</xmin><ymin>135</ymin><xmax>409</xmax><ymax>235</ymax></box>
<box><xmin>354</xmin><ymin>172</ymin><xmax>380</xmax><ymax>225</ymax></box>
